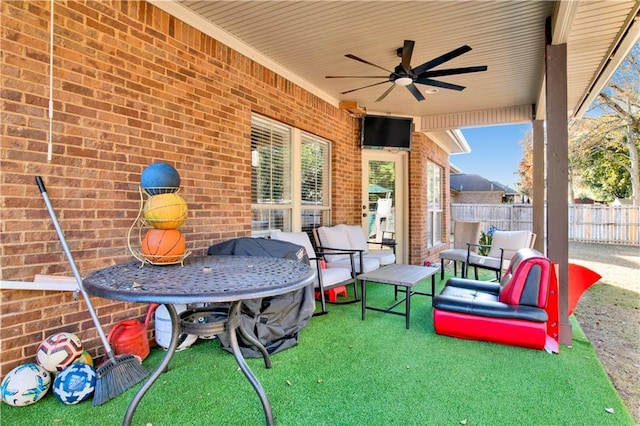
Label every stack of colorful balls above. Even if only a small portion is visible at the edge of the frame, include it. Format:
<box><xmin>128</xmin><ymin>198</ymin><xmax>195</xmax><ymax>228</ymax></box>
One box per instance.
<box><xmin>1</xmin><ymin>332</ymin><xmax>95</xmax><ymax>407</ymax></box>
<box><xmin>139</xmin><ymin>162</ymin><xmax>188</xmax><ymax>264</ymax></box>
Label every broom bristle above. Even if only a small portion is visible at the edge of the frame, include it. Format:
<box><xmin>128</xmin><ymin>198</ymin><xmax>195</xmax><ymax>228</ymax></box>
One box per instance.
<box><xmin>92</xmin><ymin>355</ymin><xmax>149</xmax><ymax>406</ymax></box>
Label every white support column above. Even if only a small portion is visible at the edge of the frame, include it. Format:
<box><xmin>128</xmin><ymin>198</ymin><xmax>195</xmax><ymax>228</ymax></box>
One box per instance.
<box><xmin>545</xmin><ymin>41</ymin><xmax>571</xmax><ymax>344</ymax></box>
<box><xmin>532</xmin><ymin>119</ymin><xmax>545</xmax><ymax>254</ymax></box>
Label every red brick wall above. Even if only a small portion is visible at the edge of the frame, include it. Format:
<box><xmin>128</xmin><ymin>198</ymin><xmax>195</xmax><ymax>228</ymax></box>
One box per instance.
<box><xmin>0</xmin><ymin>0</ymin><xmax>445</xmax><ymax>375</ymax></box>
<box><xmin>408</xmin><ymin>132</ymin><xmax>450</xmax><ymax>265</ymax></box>
<box><xmin>453</xmin><ymin>192</ymin><xmax>504</xmax><ymax>204</ymax></box>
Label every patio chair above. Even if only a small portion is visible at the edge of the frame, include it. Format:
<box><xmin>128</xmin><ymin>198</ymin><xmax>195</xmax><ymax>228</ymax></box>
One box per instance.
<box><xmin>465</xmin><ymin>230</ymin><xmax>536</xmax><ymax>280</ymax></box>
<box><xmin>270</xmin><ymin>230</ymin><xmax>358</xmax><ymax>315</ymax></box>
<box><xmin>433</xmin><ymin>248</ymin><xmax>556</xmax><ymax>351</ymax></box>
<box><xmin>438</xmin><ymin>220</ymin><xmax>482</xmax><ymax>280</ymax></box>
<box><xmin>314</xmin><ymin>224</ymin><xmax>395</xmax><ymax>274</ymax></box>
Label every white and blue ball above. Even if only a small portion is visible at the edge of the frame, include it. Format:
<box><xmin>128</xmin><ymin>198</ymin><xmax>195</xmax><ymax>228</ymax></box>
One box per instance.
<box><xmin>140</xmin><ymin>162</ymin><xmax>181</xmax><ymax>195</ymax></box>
<box><xmin>1</xmin><ymin>363</ymin><xmax>51</xmax><ymax>407</ymax></box>
<box><xmin>53</xmin><ymin>363</ymin><xmax>96</xmax><ymax>405</ymax></box>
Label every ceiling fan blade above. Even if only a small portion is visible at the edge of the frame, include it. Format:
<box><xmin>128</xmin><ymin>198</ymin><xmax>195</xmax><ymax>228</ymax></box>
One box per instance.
<box><xmin>415</xmin><ymin>78</ymin><xmax>466</xmax><ymax>91</ymax></box>
<box><xmin>326</xmin><ymin>75</ymin><xmax>389</xmax><ymax>79</ymax></box>
<box><xmin>375</xmin><ymin>85</ymin><xmax>396</xmax><ymax>102</ymax></box>
<box><xmin>341</xmin><ymin>80</ymin><xmax>390</xmax><ymax>95</ymax></box>
<box><xmin>345</xmin><ymin>54</ymin><xmax>395</xmax><ymax>74</ymax></box>
<box><xmin>419</xmin><ymin>66</ymin><xmax>488</xmax><ymax>78</ymax></box>
<box><xmin>412</xmin><ymin>45</ymin><xmax>473</xmax><ymax>76</ymax></box>
<box><xmin>400</xmin><ymin>40</ymin><xmax>415</xmax><ymax>72</ymax></box>
<box><xmin>406</xmin><ymin>83</ymin><xmax>425</xmax><ymax>102</ymax></box>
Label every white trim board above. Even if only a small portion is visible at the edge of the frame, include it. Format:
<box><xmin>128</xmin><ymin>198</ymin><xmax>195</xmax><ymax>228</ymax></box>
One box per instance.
<box><xmin>0</xmin><ymin>275</ymin><xmax>77</xmax><ymax>292</ymax></box>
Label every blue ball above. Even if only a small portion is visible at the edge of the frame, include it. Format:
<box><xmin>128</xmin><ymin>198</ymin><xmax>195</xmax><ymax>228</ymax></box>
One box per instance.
<box><xmin>53</xmin><ymin>363</ymin><xmax>96</xmax><ymax>405</ymax></box>
<box><xmin>140</xmin><ymin>162</ymin><xmax>181</xmax><ymax>195</ymax></box>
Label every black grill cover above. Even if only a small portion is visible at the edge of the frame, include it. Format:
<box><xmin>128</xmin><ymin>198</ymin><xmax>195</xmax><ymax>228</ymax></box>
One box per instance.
<box><xmin>207</xmin><ymin>237</ymin><xmax>314</xmax><ymax>357</ymax></box>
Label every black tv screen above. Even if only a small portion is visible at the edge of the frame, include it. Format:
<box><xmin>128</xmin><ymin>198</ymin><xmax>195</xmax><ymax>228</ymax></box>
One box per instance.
<box><xmin>361</xmin><ymin>115</ymin><xmax>413</xmax><ymax>151</ymax></box>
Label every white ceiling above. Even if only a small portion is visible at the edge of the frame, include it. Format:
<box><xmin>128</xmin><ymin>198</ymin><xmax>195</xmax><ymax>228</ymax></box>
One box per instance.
<box><xmin>154</xmin><ymin>1</ymin><xmax>639</xmax><ymax>130</ymax></box>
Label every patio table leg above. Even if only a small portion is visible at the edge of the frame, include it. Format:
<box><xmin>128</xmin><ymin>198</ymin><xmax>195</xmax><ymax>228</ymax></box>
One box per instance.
<box><xmin>361</xmin><ymin>279</ymin><xmax>367</xmax><ymax>321</ymax></box>
<box><xmin>405</xmin><ymin>286</ymin><xmax>411</xmax><ymax>329</ymax></box>
<box><xmin>123</xmin><ymin>304</ymin><xmax>179</xmax><ymax>426</ymax></box>
<box><xmin>228</xmin><ymin>301</ymin><xmax>274</xmax><ymax>426</ymax></box>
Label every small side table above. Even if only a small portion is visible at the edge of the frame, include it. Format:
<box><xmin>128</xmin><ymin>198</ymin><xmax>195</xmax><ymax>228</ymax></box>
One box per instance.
<box><xmin>358</xmin><ymin>263</ymin><xmax>440</xmax><ymax>329</ymax></box>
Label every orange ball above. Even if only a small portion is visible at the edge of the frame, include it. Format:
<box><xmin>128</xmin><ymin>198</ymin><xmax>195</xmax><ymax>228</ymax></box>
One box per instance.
<box><xmin>141</xmin><ymin>229</ymin><xmax>186</xmax><ymax>263</ymax></box>
<box><xmin>143</xmin><ymin>193</ymin><xmax>188</xmax><ymax>229</ymax></box>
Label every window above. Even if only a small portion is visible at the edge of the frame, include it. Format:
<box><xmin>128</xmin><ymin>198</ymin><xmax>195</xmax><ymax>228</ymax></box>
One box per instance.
<box><xmin>251</xmin><ymin>114</ymin><xmax>331</xmax><ymax>236</ymax></box>
<box><xmin>427</xmin><ymin>161</ymin><xmax>442</xmax><ymax>247</ymax></box>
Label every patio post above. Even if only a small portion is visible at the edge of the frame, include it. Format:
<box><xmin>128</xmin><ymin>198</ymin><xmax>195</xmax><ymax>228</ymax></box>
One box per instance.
<box><xmin>545</xmin><ymin>35</ymin><xmax>571</xmax><ymax>344</ymax></box>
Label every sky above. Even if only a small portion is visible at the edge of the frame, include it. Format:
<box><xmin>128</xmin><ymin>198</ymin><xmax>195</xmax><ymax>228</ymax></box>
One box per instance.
<box><xmin>452</xmin><ymin>123</ymin><xmax>532</xmax><ymax>190</ymax></box>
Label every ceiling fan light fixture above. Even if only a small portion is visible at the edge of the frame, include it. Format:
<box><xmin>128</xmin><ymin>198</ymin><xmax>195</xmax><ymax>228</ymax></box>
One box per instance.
<box><xmin>395</xmin><ymin>77</ymin><xmax>413</xmax><ymax>86</ymax></box>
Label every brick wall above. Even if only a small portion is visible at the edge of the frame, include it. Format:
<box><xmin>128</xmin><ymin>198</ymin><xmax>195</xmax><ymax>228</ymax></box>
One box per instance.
<box><xmin>453</xmin><ymin>192</ymin><xmax>504</xmax><ymax>204</ymax></box>
<box><xmin>0</xmin><ymin>0</ymin><xmax>445</xmax><ymax>375</ymax></box>
<box><xmin>408</xmin><ymin>132</ymin><xmax>449</xmax><ymax>265</ymax></box>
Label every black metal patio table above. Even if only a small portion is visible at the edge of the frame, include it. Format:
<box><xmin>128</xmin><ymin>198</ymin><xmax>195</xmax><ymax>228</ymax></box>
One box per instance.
<box><xmin>83</xmin><ymin>255</ymin><xmax>315</xmax><ymax>426</ymax></box>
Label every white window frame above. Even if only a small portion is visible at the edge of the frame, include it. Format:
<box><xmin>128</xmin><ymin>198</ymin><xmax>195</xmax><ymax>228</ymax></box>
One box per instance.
<box><xmin>251</xmin><ymin>114</ymin><xmax>331</xmax><ymax>236</ymax></box>
<box><xmin>427</xmin><ymin>161</ymin><xmax>443</xmax><ymax>247</ymax></box>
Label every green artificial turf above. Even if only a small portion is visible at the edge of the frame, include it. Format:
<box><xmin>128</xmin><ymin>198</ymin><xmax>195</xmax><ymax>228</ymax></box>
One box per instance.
<box><xmin>2</xmin><ymin>273</ymin><xmax>633</xmax><ymax>425</ymax></box>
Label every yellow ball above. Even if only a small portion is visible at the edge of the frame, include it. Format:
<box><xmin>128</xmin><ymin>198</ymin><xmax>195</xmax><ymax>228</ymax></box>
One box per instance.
<box><xmin>73</xmin><ymin>351</ymin><xmax>93</xmax><ymax>367</ymax></box>
<box><xmin>143</xmin><ymin>193</ymin><xmax>188</xmax><ymax>229</ymax></box>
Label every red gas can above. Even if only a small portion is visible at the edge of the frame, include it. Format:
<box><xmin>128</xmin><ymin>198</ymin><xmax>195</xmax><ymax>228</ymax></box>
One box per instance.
<box><xmin>107</xmin><ymin>304</ymin><xmax>158</xmax><ymax>360</ymax></box>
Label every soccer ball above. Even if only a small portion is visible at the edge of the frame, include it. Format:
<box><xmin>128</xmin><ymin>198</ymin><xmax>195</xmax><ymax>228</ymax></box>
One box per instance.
<box><xmin>36</xmin><ymin>332</ymin><xmax>83</xmax><ymax>372</ymax></box>
<box><xmin>73</xmin><ymin>351</ymin><xmax>93</xmax><ymax>367</ymax></box>
<box><xmin>53</xmin><ymin>363</ymin><xmax>96</xmax><ymax>405</ymax></box>
<box><xmin>1</xmin><ymin>363</ymin><xmax>51</xmax><ymax>406</ymax></box>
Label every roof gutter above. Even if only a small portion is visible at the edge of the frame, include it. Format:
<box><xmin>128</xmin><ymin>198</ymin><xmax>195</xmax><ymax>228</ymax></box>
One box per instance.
<box><xmin>574</xmin><ymin>13</ymin><xmax>640</xmax><ymax>118</ymax></box>
<box><xmin>424</xmin><ymin>128</ymin><xmax>471</xmax><ymax>155</ymax></box>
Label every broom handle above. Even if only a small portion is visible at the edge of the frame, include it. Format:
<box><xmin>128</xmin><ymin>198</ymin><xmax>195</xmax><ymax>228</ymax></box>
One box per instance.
<box><xmin>36</xmin><ymin>176</ymin><xmax>117</xmax><ymax>362</ymax></box>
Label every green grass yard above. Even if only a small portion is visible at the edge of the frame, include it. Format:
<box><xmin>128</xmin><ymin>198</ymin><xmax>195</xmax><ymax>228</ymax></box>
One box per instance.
<box><xmin>1</xmin><ymin>275</ymin><xmax>633</xmax><ymax>425</ymax></box>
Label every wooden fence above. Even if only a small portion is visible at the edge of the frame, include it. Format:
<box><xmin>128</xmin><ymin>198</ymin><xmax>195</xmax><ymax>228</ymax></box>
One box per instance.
<box><xmin>451</xmin><ymin>204</ymin><xmax>640</xmax><ymax>246</ymax></box>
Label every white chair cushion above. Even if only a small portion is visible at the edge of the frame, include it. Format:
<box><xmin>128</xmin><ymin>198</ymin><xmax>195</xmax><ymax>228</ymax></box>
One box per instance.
<box><xmin>327</xmin><ymin>256</ymin><xmax>379</xmax><ymax>273</ymax></box>
<box><xmin>270</xmin><ymin>230</ymin><xmax>316</xmax><ymax>258</ymax></box>
<box><xmin>365</xmin><ymin>251</ymin><xmax>395</xmax><ymax>266</ymax></box>
<box><xmin>339</xmin><ymin>224</ymin><xmax>369</xmax><ymax>253</ymax></box>
<box><xmin>452</xmin><ymin>221</ymin><xmax>482</xmax><ymax>250</ymax></box>
<box><xmin>319</xmin><ymin>267</ymin><xmax>353</xmax><ymax>290</ymax></box>
<box><xmin>270</xmin><ymin>231</ymin><xmax>319</xmax><ymax>272</ymax></box>
<box><xmin>439</xmin><ymin>248</ymin><xmax>468</xmax><ymax>263</ymax></box>
<box><xmin>488</xmin><ymin>231</ymin><xmax>532</xmax><ymax>260</ymax></box>
<box><xmin>468</xmin><ymin>253</ymin><xmax>501</xmax><ymax>270</ymax></box>
<box><xmin>317</xmin><ymin>226</ymin><xmax>351</xmax><ymax>262</ymax></box>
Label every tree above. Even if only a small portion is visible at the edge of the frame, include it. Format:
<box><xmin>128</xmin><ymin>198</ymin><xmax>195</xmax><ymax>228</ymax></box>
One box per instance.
<box><xmin>574</xmin><ymin>43</ymin><xmax>640</xmax><ymax>204</ymax></box>
<box><xmin>516</xmin><ymin>130</ymin><xmax>533</xmax><ymax>198</ymax></box>
<box><xmin>569</xmin><ymin>117</ymin><xmax>635</xmax><ymax>202</ymax></box>
<box><xmin>517</xmin><ymin>43</ymin><xmax>640</xmax><ymax>204</ymax></box>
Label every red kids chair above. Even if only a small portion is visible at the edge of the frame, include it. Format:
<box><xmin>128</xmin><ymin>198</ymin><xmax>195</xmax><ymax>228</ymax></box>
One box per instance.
<box><xmin>432</xmin><ymin>248</ymin><xmax>557</xmax><ymax>352</ymax></box>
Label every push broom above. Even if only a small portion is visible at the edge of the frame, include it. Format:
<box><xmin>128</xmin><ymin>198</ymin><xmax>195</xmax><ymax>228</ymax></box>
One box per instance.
<box><xmin>36</xmin><ymin>176</ymin><xmax>149</xmax><ymax>405</ymax></box>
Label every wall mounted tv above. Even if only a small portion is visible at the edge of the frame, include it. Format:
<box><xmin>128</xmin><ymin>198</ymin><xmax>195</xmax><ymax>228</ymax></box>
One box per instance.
<box><xmin>361</xmin><ymin>115</ymin><xmax>413</xmax><ymax>151</ymax></box>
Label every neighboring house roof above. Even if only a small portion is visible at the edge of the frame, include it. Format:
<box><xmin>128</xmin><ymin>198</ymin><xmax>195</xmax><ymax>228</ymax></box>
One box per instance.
<box><xmin>450</xmin><ymin>174</ymin><xmax>505</xmax><ymax>193</ymax></box>
<box><xmin>491</xmin><ymin>181</ymin><xmax>519</xmax><ymax>195</ymax></box>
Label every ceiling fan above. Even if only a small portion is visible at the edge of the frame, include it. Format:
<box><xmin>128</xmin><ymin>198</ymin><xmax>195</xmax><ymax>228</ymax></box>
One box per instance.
<box><xmin>326</xmin><ymin>40</ymin><xmax>488</xmax><ymax>102</ymax></box>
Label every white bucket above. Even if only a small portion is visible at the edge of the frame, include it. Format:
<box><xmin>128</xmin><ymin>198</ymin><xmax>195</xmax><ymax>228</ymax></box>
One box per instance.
<box><xmin>154</xmin><ymin>304</ymin><xmax>198</xmax><ymax>351</ymax></box>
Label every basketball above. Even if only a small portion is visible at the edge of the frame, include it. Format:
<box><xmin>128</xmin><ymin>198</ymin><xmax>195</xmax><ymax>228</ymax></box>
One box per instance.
<box><xmin>140</xmin><ymin>162</ymin><xmax>181</xmax><ymax>195</ymax></box>
<box><xmin>141</xmin><ymin>229</ymin><xmax>186</xmax><ymax>263</ymax></box>
<box><xmin>143</xmin><ymin>193</ymin><xmax>188</xmax><ymax>229</ymax></box>
<box><xmin>1</xmin><ymin>363</ymin><xmax>51</xmax><ymax>407</ymax></box>
<box><xmin>36</xmin><ymin>332</ymin><xmax>83</xmax><ymax>373</ymax></box>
